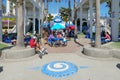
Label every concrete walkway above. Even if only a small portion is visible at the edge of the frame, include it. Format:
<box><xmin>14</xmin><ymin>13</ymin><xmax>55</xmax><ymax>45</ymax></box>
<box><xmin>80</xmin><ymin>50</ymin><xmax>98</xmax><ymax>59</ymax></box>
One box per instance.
<box><xmin>0</xmin><ymin>38</ymin><xmax>120</xmax><ymax>80</ymax></box>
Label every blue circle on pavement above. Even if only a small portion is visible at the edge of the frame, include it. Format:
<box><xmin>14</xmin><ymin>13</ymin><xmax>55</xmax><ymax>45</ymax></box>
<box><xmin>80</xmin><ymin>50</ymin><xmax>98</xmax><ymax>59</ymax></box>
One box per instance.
<box><xmin>41</xmin><ymin>61</ymin><xmax>78</xmax><ymax>78</ymax></box>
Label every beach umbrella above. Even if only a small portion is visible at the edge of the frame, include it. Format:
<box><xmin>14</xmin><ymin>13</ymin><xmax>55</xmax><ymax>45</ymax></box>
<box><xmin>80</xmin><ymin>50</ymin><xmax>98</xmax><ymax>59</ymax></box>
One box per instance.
<box><xmin>51</xmin><ymin>23</ymin><xmax>65</xmax><ymax>30</ymax></box>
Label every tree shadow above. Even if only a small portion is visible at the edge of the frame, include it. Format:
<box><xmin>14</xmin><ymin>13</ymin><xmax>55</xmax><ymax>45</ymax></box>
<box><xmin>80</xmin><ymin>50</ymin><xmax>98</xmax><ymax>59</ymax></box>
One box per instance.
<box><xmin>116</xmin><ymin>64</ymin><xmax>120</xmax><ymax>69</ymax></box>
<box><xmin>74</xmin><ymin>37</ymin><xmax>84</xmax><ymax>47</ymax></box>
<box><xmin>0</xmin><ymin>66</ymin><xmax>3</xmax><ymax>73</ymax></box>
<box><xmin>0</xmin><ymin>46</ymin><xmax>13</xmax><ymax>51</ymax></box>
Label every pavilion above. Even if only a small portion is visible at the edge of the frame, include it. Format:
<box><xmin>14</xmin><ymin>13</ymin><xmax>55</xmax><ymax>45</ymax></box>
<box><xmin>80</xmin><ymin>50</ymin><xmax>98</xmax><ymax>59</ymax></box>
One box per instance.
<box><xmin>76</xmin><ymin>0</ymin><xmax>120</xmax><ymax>41</ymax></box>
<box><xmin>0</xmin><ymin>0</ymin><xmax>42</xmax><ymax>41</ymax></box>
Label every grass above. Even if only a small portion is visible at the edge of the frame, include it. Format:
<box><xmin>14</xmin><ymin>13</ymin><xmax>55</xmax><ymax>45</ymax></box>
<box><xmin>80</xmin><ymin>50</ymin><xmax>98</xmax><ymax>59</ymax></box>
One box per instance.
<box><xmin>78</xmin><ymin>33</ymin><xmax>85</xmax><ymax>38</ymax></box>
<box><xmin>0</xmin><ymin>43</ymin><xmax>8</xmax><ymax>49</ymax></box>
<box><xmin>109</xmin><ymin>42</ymin><xmax>120</xmax><ymax>49</ymax></box>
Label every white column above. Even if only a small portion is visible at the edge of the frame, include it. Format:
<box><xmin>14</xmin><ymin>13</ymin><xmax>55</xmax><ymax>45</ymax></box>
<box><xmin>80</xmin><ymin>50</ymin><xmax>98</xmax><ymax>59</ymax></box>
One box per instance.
<box><xmin>24</xmin><ymin>0</ymin><xmax>26</xmax><ymax>35</ymax></box>
<box><xmin>38</xmin><ymin>0</ymin><xmax>41</xmax><ymax>34</ymax></box>
<box><xmin>80</xmin><ymin>6</ymin><xmax>83</xmax><ymax>33</ymax></box>
<box><xmin>38</xmin><ymin>9</ymin><xmax>41</xmax><ymax>34</ymax></box>
<box><xmin>15</xmin><ymin>6</ymin><xmax>18</xmax><ymax>33</ymax></box>
<box><xmin>0</xmin><ymin>0</ymin><xmax>2</xmax><ymax>41</ymax></box>
<box><xmin>89</xmin><ymin>0</ymin><xmax>93</xmax><ymax>39</ymax></box>
<box><xmin>33</xmin><ymin>6</ymin><xmax>36</xmax><ymax>34</ymax></box>
<box><xmin>7</xmin><ymin>17</ymin><xmax>10</xmax><ymax>33</ymax></box>
<box><xmin>6</xmin><ymin>0</ymin><xmax>10</xmax><ymax>15</ymax></box>
<box><xmin>111</xmin><ymin>0</ymin><xmax>119</xmax><ymax>41</ymax></box>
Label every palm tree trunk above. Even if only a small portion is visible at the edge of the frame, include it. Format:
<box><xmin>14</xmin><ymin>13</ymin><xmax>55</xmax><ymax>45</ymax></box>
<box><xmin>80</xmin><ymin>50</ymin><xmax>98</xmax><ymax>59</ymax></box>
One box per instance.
<box><xmin>68</xmin><ymin>0</ymin><xmax>71</xmax><ymax>26</ymax></box>
<box><xmin>95</xmin><ymin>0</ymin><xmax>101</xmax><ymax>48</ymax></box>
<box><xmin>40</xmin><ymin>0</ymin><xmax>45</xmax><ymax>43</ymax></box>
<box><xmin>46</xmin><ymin>0</ymin><xmax>48</xmax><ymax>23</ymax></box>
<box><xmin>16</xmin><ymin>1</ymin><xmax>24</xmax><ymax>47</ymax></box>
<box><xmin>74</xmin><ymin>0</ymin><xmax>77</xmax><ymax>38</ymax></box>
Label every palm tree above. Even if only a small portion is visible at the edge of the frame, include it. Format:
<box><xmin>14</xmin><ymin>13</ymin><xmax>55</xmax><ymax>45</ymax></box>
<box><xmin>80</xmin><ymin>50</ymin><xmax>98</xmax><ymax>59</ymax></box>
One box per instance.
<box><xmin>10</xmin><ymin>0</ymin><xmax>24</xmax><ymax>47</ymax></box>
<box><xmin>47</xmin><ymin>13</ymin><xmax>53</xmax><ymax>22</ymax></box>
<box><xmin>74</xmin><ymin>0</ymin><xmax>78</xmax><ymax>38</ymax></box>
<box><xmin>40</xmin><ymin>0</ymin><xmax>45</xmax><ymax>39</ymax></box>
<box><xmin>68</xmin><ymin>0</ymin><xmax>71</xmax><ymax>26</ymax></box>
<box><xmin>95</xmin><ymin>0</ymin><xmax>101</xmax><ymax>48</ymax></box>
<box><xmin>59</xmin><ymin>7</ymin><xmax>71</xmax><ymax>22</ymax></box>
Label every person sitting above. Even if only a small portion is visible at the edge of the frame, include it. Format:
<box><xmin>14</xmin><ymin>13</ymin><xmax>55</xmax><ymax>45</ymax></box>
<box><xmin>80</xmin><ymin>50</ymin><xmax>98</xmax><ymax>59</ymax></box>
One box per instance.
<box><xmin>57</xmin><ymin>32</ymin><xmax>63</xmax><ymax>38</ymax></box>
<box><xmin>3</xmin><ymin>30</ymin><xmax>8</xmax><ymax>42</ymax></box>
<box><xmin>30</xmin><ymin>36</ymin><xmax>48</xmax><ymax>58</ymax></box>
<box><xmin>4</xmin><ymin>29</ymin><xmax>8</xmax><ymax>37</ymax></box>
<box><xmin>48</xmin><ymin>33</ymin><xmax>55</xmax><ymax>40</ymax></box>
<box><xmin>24</xmin><ymin>35</ymin><xmax>31</xmax><ymax>47</ymax></box>
<box><xmin>5</xmin><ymin>36</ymin><xmax>11</xmax><ymax>43</ymax></box>
<box><xmin>104</xmin><ymin>32</ymin><xmax>111</xmax><ymax>42</ymax></box>
<box><xmin>11</xmin><ymin>36</ymin><xmax>17</xmax><ymax>45</ymax></box>
<box><xmin>56</xmin><ymin>32</ymin><xmax>63</xmax><ymax>46</ymax></box>
<box><xmin>30</xmin><ymin>36</ymin><xmax>37</xmax><ymax>48</ymax></box>
<box><xmin>48</xmin><ymin>33</ymin><xmax>56</xmax><ymax>46</ymax></box>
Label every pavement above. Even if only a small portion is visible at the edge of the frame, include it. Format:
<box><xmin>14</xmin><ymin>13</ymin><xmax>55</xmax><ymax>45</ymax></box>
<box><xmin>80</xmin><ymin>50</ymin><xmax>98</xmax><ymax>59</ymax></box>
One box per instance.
<box><xmin>0</xmin><ymin>38</ymin><xmax>120</xmax><ymax>80</ymax></box>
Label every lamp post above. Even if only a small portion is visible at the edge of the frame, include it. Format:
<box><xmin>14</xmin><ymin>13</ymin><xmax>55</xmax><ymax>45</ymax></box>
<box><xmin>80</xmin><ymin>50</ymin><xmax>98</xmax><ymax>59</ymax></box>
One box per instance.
<box><xmin>0</xmin><ymin>0</ymin><xmax>2</xmax><ymax>41</ymax></box>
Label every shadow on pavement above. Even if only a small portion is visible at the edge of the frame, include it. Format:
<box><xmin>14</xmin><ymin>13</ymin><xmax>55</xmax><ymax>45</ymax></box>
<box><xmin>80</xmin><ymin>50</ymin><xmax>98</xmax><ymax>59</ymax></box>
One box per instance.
<box><xmin>74</xmin><ymin>38</ymin><xmax>84</xmax><ymax>46</ymax></box>
<box><xmin>0</xmin><ymin>66</ymin><xmax>3</xmax><ymax>73</ymax></box>
<box><xmin>116</xmin><ymin>64</ymin><xmax>120</xmax><ymax>69</ymax></box>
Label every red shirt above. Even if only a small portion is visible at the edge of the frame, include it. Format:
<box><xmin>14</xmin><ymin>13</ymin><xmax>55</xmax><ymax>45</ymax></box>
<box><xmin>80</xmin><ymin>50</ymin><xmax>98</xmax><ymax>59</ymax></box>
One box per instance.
<box><xmin>30</xmin><ymin>38</ymin><xmax>36</xmax><ymax>48</ymax></box>
<box><xmin>105</xmin><ymin>33</ymin><xmax>111</xmax><ymax>40</ymax></box>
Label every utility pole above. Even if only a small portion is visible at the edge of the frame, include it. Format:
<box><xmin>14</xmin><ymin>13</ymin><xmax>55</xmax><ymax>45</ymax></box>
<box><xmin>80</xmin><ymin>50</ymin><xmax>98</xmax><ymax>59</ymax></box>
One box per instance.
<box><xmin>95</xmin><ymin>0</ymin><xmax>101</xmax><ymax>48</ymax></box>
<box><xmin>0</xmin><ymin>0</ymin><xmax>2</xmax><ymax>41</ymax></box>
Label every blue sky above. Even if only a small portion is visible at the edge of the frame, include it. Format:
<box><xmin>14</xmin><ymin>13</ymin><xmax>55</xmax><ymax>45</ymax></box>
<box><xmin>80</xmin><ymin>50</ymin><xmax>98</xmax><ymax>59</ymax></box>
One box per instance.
<box><xmin>48</xmin><ymin>0</ymin><xmax>109</xmax><ymax>17</ymax></box>
<box><xmin>100</xmin><ymin>2</ymin><xmax>109</xmax><ymax>17</ymax></box>
<box><xmin>3</xmin><ymin>0</ymin><xmax>109</xmax><ymax>17</ymax></box>
<box><xmin>3</xmin><ymin>0</ymin><xmax>6</xmax><ymax>6</ymax></box>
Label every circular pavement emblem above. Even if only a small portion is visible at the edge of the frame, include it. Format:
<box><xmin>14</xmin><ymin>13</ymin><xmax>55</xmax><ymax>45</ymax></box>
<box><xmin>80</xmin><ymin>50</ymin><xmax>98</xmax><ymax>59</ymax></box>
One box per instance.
<box><xmin>41</xmin><ymin>61</ymin><xmax>78</xmax><ymax>78</ymax></box>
